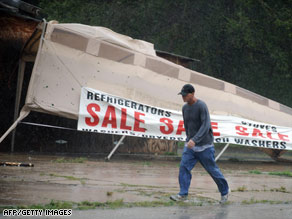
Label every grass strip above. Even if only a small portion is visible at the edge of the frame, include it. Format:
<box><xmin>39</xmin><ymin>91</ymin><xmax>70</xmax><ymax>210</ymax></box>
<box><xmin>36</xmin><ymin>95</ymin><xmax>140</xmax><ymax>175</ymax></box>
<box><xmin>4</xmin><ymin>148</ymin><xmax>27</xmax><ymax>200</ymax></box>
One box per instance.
<box><xmin>268</xmin><ymin>171</ymin><xmax>292</xmax><ymax>177</ymax></box>
<box><xmin>241</xmin><ymin>198</ymin><xmax>291</xmax><ymax>205</ymax></box>
<box><xmin>0</xmin><ymin>199</ymin><xmax>203</xmax><ymax>213</ymax></box>
<box><xmin>53</xmin><ymin>157</ymin><xmax>87</xmax><ymax>163</ymax></box>
<box><xmin>248</xmin><ymin>170</ymin><xmax>262</xmax><ymax>174</ymax></box>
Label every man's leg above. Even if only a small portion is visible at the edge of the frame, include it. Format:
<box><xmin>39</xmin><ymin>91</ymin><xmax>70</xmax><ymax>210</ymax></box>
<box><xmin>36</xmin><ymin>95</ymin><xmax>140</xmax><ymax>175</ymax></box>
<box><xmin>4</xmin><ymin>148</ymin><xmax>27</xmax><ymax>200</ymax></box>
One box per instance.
<box><xmin>178</xmin><ymin>147</ymin><xmax>198</xmax><ymax>196</ymax></box>
<box><xmin>198</xmin><ymin>147</ymin><xmax>229</xmax><ymax>196</ymax></box>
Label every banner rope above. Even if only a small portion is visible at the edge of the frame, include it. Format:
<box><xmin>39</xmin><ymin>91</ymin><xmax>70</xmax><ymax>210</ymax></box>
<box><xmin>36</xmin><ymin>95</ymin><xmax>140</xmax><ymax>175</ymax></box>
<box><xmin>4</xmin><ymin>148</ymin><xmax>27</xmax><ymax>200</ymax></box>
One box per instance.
<box><xmin>20</xmin><ymin>122</ymin><xmax>76</xmax><ymax>131</ymax></box>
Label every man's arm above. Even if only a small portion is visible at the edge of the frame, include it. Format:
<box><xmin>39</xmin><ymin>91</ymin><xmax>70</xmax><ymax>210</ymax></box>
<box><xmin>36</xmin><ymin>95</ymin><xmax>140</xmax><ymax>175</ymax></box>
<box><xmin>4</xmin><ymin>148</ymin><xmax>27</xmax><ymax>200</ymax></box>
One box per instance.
<box><xmin>191</xmin><ymin>103</ymin><xmax>211</xmax><ymax>145</ymax></box>
<box><xmin>183</xmin><ymin>109</ymin><xmax>189</xmax><ymax>142</ymax></box>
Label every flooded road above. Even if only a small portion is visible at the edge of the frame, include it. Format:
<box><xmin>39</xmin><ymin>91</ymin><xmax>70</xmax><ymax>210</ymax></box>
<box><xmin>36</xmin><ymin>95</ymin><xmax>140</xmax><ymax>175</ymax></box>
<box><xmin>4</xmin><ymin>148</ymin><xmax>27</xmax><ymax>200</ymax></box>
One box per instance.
<box><xmin>0</xmin><ymin>153</ymin><xmax>291</xmax><ymax>218</ymax></box>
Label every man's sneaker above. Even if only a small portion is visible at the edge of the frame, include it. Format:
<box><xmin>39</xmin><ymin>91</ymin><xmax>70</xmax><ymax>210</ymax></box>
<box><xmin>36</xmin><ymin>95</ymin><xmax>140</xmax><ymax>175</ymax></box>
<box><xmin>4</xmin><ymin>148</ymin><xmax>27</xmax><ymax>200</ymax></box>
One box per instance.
<box><xmin>220</xmin><ymin>189</ymin><xmax>230</xmax><ymax>204</ymax></box>
<box><xmin>170</xmin><ymin>194</ymin><xmax>187</xmax><ymax>201</ymax></box>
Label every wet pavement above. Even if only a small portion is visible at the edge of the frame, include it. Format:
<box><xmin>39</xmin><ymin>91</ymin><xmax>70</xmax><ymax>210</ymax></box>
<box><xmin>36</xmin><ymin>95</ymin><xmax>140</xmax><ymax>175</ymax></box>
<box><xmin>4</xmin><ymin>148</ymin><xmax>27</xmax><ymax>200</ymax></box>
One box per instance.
<box><xmin>72</xmin><ymin>204</ymin><xmax>292</xmax><ymax>219</ymax></box>
<box><xmin>0</xmin><ymin>153</ymin><xmax>292</xmax><ymax>218</ymax></box>
<box><xmin>2</xmin><ymin>204</ymin><xmax>292</xmax><ymax>219</ymax></box>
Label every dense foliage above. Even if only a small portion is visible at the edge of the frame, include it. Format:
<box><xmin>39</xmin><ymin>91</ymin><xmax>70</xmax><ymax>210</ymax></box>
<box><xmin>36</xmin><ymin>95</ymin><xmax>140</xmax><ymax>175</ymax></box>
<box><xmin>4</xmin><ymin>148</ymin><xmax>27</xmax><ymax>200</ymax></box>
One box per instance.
<box><xmin>28</xmin><ymin>0</ymin><xmax>292</xmax><ymax>107</ymax></box>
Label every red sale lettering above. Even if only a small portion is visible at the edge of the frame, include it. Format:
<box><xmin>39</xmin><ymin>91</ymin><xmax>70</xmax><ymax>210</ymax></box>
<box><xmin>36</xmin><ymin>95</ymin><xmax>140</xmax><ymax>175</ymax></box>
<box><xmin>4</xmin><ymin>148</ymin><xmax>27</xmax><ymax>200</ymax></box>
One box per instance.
<box><xmin>235</xmin><ymin>126</ymin><xmax>249</xmax><ymax>136</ymax></box>
<box><xmin>85</xmin><ymin>103</ymin><xmax>100</xmax><ymax>126</ymax></box>
<box><xmin>160</xmin><ymin>118</ymin><xmax>174</xmax><ymax>134</ymax></box>
<box><xmin>134</xmin><ymin>112</ymin><xmax>145</xmax><ymax>132</ymax></box>
<box><xmin>266</xmin><ymin>132</ymin><xmax>280</xmax><ymax>140</ymax></box>
<box><xmin>252</xmin><ymin>128</ymin><xmax>266</xmax><ymax>138</ymax></box>
<box><xmin>120</xmin><ymin>108</ymin><xmax>131</xmax><ymax>130</ymax></box>
<box><xmin>176</xmin><ymin>120</ymin><xmax>185</xmax><ymax>135</ymax></box>
<box><xmin>278</xmin><ymin>133</ymin><xmax>290</xmax><ymax>142</ymax></box>
<box><xmin>211</xmin><ymin>122</ymin><xmax>220</xmax><ymax>136</ymax></box>
<box><xmin>102</xmin><ymin>106</ymin><xmax>117</xmax><ymax>128</ymax></box>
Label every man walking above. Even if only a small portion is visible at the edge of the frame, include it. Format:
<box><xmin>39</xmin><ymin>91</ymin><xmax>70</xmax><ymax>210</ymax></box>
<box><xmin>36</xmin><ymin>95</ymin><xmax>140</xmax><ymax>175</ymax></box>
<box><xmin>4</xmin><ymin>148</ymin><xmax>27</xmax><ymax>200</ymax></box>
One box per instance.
<box><xmin>170</xmin><ymin>84</ymin><xmax>229</xmax><ymax>204</ymax></box>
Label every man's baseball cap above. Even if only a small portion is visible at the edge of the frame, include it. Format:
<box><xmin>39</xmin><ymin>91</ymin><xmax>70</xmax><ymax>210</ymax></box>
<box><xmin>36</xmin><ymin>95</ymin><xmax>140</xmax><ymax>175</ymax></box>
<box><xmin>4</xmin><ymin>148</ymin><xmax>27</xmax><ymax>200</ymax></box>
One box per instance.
<box><xmin>178</xmin><ymin>84</ymin><xmax>195</xmax><ymax>96</ymax></box>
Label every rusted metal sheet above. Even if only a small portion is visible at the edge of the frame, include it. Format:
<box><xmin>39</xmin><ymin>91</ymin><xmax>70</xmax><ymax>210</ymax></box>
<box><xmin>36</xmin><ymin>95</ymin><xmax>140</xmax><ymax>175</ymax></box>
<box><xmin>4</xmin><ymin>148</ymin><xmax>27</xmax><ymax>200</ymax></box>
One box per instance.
<box><xmin>0</xmin><ymin>14</ymin><xmax>38</xmax><ymax>43</ymax></box>
<box><xmin>0</xmin><ymin>13</ymin><xmax>40</xmax><ymax>68</ymax></box>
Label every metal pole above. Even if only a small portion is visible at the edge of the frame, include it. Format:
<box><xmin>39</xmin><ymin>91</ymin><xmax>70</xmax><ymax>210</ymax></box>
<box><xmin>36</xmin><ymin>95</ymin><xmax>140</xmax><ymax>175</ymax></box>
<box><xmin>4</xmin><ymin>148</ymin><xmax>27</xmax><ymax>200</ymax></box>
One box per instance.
<box><xmin>215</xmin><ymin>143</ymin><xmax>230</xmax><ymax>162</ymax></box>
<box><xmin>11</xmin><ymin>60</ymin><xmax>26</xmax><ymax>152</ymax></box>
<box><xmin>105</xmin><ymin>135</ymin><xmax>126</xmax><ymax>161</ymax></box>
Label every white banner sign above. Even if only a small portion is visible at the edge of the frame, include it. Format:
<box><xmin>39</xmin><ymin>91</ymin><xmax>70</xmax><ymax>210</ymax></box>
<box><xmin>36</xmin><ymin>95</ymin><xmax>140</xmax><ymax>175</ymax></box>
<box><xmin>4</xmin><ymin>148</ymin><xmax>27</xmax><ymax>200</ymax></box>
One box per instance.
<box><xmin>78</xmin><ymin>87</ymin><xmax>292</xmax><ymax>150</ymax></box>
